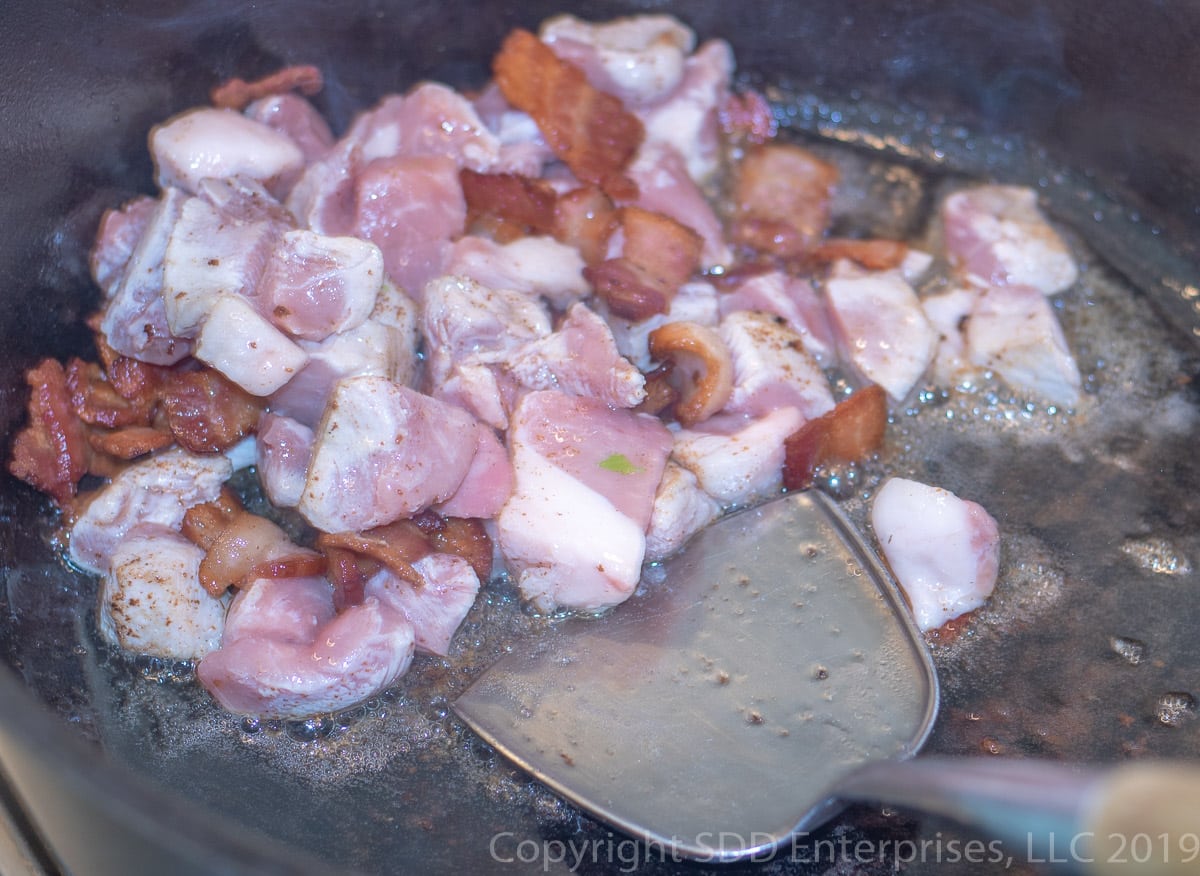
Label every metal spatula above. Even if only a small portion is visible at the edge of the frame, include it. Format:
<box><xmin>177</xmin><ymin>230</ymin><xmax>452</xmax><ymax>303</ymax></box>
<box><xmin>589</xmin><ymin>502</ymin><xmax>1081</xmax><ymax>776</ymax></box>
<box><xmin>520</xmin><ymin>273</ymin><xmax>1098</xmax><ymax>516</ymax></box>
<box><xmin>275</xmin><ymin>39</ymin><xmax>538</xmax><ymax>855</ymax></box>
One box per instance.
<box><xmin>454</xmin><ymin>492</ymin><xmax>1200</xmax><ymax>866</ymax></box>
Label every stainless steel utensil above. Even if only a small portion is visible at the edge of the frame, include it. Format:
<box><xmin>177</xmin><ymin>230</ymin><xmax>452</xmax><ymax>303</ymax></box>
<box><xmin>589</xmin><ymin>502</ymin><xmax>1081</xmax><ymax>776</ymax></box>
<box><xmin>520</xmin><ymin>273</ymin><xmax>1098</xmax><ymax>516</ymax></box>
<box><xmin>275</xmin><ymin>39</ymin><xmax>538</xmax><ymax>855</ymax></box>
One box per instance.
<box><xmin>455</xmin><ymin>492</ymin><xmax>1200</xmax><ymax>867</ymax></box>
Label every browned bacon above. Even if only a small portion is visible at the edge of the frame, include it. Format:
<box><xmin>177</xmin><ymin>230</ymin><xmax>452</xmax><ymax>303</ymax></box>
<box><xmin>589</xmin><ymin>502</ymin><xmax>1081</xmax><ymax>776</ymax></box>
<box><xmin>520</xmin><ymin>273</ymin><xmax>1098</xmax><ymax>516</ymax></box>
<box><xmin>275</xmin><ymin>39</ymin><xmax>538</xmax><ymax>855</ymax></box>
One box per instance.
<box><xmin>782</xmin><ymin>384</ymin><xmax>888</xmax><ymax>490</ymax></box>
<box><xmin>316</xmin><ymin>512</ymin><xmax>493</xmax><ymax>592</ymax></box>
<box><xmin>8</xmin><ymin>359</ymin><xmax>91</xmax><ymax>505</ymax></box>
<box><xmin>66</xmin><ymin>358</ymin><xmax>152</xmax><ymax>429</ymax></box>
<box><xmin>730</xmin><ymin>143</ymin><xmax>838</xmax><ymax>258</ymax></box>
<box><xmin>553</xmin><ymin>186</ymin><xmax>619</xmax><ymax>266</ymax></box>
<box><xmin>182</xmin><ymin>489</ymin><xmax>318</xmax><ymax>597</ymax></box>
<box><xmin>493</xmin><ymin>29</ymin><xmax>643</xmax><ymax>200</ymax></box>
<box><xmin>585</xmin><ymin>206</ymin><xmax>702</xmax><ymax>320</ymax></box>
<box><xmin>459</xmin><ymin>169</ymin><xmax>558</xmax><ymax>241</ymax></box>
<box><xmin>87</xmin><ymin>425</ymin><xmax>174</xmax><ymax>460</ymax></box>
<box><xmin>811</xmin><ymin>238</ymin><xmax>909</xmax><ymax>271</ymax></box>
<box><xmin>160</xmin><ymin>369</ymin><xmax>263</xmax><ymax>454</ymax></box>
<box><xmin>211</xmin><ymin>65</ymin><xmax>324</xmax><ymax>111</ymax></box>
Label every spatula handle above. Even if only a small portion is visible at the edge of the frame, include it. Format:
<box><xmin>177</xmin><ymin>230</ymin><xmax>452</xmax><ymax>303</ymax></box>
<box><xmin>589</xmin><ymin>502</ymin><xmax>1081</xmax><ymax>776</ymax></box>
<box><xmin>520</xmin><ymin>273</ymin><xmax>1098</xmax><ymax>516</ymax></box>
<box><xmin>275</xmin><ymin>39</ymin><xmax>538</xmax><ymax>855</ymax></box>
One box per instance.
<box><xmin>837</xmin><ymin>757</ymin><xmax>1200</xmax><ymax>873</ymax></box>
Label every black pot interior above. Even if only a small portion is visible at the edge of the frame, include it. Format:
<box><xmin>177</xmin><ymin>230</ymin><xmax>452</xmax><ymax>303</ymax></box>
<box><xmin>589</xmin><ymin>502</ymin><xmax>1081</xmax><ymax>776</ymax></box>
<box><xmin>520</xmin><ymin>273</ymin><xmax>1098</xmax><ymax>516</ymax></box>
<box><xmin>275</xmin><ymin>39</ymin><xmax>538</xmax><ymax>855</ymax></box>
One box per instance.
<box><xmin>3</xmin><ymin>2</ymin><xmax>1200</xmax><ymax>875</ymax></box>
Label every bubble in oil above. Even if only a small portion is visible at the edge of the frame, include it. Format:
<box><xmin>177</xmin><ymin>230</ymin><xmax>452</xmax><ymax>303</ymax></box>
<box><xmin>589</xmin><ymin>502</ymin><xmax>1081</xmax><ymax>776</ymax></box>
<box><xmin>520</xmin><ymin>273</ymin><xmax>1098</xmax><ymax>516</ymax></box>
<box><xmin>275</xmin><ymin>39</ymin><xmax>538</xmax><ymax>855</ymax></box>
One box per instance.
<box><xmin>1120</xmin><ymin>537</ymin><xmax>1193</xmax><ymax>576</ymax></box>
<box><xmin>285</xmin><ymin>716</ymin><xmax>335</xmax><ymax>743</ymax></box>
<box><xmin>1109</xmin><ymin>636</ymin><xmax>1147</xmax><ymax>665</ymax></box>
<box><xmin>1156</xmin><ymin>692</ymin><xmax>1196</xmax><ymax>727</ymax></box>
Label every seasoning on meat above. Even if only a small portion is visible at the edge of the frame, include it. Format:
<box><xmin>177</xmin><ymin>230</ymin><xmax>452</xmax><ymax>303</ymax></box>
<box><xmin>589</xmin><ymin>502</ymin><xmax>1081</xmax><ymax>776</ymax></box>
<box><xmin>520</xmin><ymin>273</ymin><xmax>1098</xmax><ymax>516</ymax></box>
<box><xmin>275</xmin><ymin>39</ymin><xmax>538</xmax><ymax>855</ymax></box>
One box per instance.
<box><xmin>6</xmin><ymin>12</ymin><xmax>1097</xmax><ymax>719</ymax></box>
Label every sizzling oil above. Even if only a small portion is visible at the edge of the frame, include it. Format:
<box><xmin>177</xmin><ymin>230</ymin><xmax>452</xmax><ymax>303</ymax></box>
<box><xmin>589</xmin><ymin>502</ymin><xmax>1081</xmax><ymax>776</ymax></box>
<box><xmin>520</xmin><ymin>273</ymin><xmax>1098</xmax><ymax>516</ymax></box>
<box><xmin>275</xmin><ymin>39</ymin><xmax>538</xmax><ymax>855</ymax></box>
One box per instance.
<box><xmin>8</xmin><ymin>87</ymin><xmax>1200</xmax><ymax>875</ymax></box>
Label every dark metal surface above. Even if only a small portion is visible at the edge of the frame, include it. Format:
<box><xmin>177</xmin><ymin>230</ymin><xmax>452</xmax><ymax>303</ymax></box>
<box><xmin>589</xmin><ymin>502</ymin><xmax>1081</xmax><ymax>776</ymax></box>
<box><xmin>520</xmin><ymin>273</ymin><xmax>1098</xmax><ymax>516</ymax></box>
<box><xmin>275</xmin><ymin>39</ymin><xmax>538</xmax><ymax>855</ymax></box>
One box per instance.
<box><xmin>2</xmin><ymin>2</ymin><xmax>1200</xmax><ymax>875</ymax></box>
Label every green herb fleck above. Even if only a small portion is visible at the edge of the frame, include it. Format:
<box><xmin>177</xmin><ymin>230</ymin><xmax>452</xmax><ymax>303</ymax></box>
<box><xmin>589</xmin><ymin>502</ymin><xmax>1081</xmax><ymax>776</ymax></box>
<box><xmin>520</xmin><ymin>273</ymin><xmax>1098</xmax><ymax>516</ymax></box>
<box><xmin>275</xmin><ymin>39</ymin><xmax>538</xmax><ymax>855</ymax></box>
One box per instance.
<box><xmin>598</xmin><ymin>453</ymin><xmax>643</xmax><ymax>475</ymax></box>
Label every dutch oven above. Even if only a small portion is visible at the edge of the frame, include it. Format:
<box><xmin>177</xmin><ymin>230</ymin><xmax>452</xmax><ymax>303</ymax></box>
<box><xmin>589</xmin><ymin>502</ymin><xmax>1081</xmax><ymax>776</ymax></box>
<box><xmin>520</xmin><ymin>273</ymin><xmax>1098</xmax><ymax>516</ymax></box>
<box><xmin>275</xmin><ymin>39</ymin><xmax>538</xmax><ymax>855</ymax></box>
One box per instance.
<box><xmin>3</xmin><ymin>1</ymin><xmax>1199</xmax><ymax>874</ymax></box>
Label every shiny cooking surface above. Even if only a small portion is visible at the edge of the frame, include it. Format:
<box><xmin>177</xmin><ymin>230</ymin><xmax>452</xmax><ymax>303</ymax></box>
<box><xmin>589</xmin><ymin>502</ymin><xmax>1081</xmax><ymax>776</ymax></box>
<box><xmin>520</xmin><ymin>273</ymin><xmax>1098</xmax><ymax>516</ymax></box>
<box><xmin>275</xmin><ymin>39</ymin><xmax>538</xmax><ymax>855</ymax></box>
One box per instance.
<box><xmin>2</xmin><ymin>2</ymin><xmax>1200</xmax><ymax>875</ymax></box>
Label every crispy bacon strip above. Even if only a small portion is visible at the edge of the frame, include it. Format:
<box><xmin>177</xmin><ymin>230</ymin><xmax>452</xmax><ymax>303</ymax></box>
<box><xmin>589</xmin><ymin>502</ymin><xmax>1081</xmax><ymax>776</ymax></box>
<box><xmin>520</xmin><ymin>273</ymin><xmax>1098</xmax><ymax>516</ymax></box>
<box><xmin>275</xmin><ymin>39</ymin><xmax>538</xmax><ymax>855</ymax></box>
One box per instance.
<box><xmin>585</xmin><ymin>207</ymin><xmax>702</xmax><ymax>320</ymax></box>
<box><xmin>8</xmin><ymin>359</ymin><xmax>91</xmax><ymax>505</ymax></box>
<box><xmin>248</xmin><ymin>553</ymin><xmax>328</xmax><ymax>581</ymax></box>
<box><xmin>315</xmin><ymin>523</ymin><xmax>430</xmax><ymax>590</ymax></box>
<box><xmin>87</xmin><ymin>425</ymin><xmax>174</xmax><ymax>460</ymax></box>
<box><xmin>782</xmin><ymin>385</ymin><xmax>888</xmax><ymax>490</ymax></box>
<box><xmin>317</xmin><ymin>512</ymin><xmax>494</xmax><ymax>594</ymax></box>
<box><xmin>731</xmin><ymin>143</ymin><xmax>838</xmax><ymax>258</ymax></box>
<box><xmin>210</xmin><ymin>65</ymin><xmax>324</xmax><ymax>111</ymax></box>
<box><xmin>493</xmin><ymin>29</ymin><xmax>642</xmax><ymax>200</ymax></box>
<box><xmin>66</xmin><ymin>359</ymin><xmax>152</xmax><ymax>429</ymax></box>
<box><xmin>460</xmin><ymin>169</ymin><xmax>558</xmax><ymax>241</ymax></box>
<box><xmin>553</xmin><ymin>186</ymin><xmax>619</xmax><ymax>266</ymax></box>
<box><xmin>182</xmin><ymin>489</ymin><xmax>319</xmax><ymax>597</ymax></box>
<box><xmin>325</xmin><ymin>546</ymin><xmax>369</xmax><ymax>611</ymax></box>
<box><xmin>811</xmin><ymin>238</ymin><xmax>909</xmax><ymax>271</ymax></box>
<box><xmin>583</xmin><ymin>259</ymin><xmax>668</xmax><ymax>321</ymax></box>
<box><xmin>160</xmin><ymin>369</ymin><xmax>263</xmax><ymax>453</ymax></box>
<box><xmin>410</xmin><ymin>511</ymin><xmax>493</xmax><ymax>581</ymax></box>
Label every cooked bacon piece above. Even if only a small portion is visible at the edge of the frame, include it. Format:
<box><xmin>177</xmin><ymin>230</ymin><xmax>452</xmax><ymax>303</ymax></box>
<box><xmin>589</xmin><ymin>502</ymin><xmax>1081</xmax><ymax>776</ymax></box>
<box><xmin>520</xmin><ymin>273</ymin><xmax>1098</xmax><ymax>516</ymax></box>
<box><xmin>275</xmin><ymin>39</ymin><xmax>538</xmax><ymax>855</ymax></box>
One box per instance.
<box><xmin>316</xmin><ymin>523</ymin><xmax>430</xmax><ymax>589</ymax></box>
<box><xmin>181</xmin><ymin>488</ymin><xmax>322</xmax><ymax>597</ymax></box>
<box><xmin>316</xmin><ymin>512</ymin><xmax>493</xmax><ymax>591</ymax></box>
<box><xmin>248</xmin><ymin>553</ymin><xmax>328</xmax><ymax>581</ymax></box>
<box><xmin>324</xmin><ymin>546</ymin><xmax>369</xmax><ymax>611</ymax></box>
<box><xmin>210</xmin><ymin>65</ymin><xmax>324</xmax><ymax>111</ymax></box>
<box><xmin>719</xmin><ymin>89</ymin><xmax>776</xmax><ymax>145</ymax></box>
<box><xmin>180</xmin><ymin>486</ymin><xmax>242</xmax><ymax>551</ymax></box>
<box><xmin>66</xmin><ymin>358</ymin><xmax>152</xmax><ymax>429</ymax></box>
<box><xmin>460</xmin><ymin>169</ymin><xmax>558</xmax><ymax>241</ymax></box>
<box><xmin>730</xmin><ymin>143</ymin><xmax>838</xmax><ymax>258</ymax></box>
<box><xmin>782</xmin><ymin>384</ymin><xmax>888</xmax><ymax>490</ymax></box>
<box><xmin>584</xmin><ymin>259</ymin><xmax>668</xmax><ymax>321</ymax></box>
<box><xmin>627</xmin><ymin>142</ymin><xmax>731</xmax><ymax>269</ymax></box>
<box><xmin>811</xmin><ymin>238</ymin><xmax>909</xmax><ymax>271</ymax></box>
<box><xmin>8</xmin><ymin>359</ymin><xmax>91</xmax><ymax>505</ymax></box>
<box><xmin>553</xmin><ymin>186</ymin><xmax>619</xmax><ymax>265</ymax></box>
<box><xmin>103</xmin><ymin>348</ymin><xmax>172</xmax><ymax>404</ymax></box>
<box><xmin>411</xmin><ymin>512</ymin><xmax>493</xmax><ymax>582</ymax></box>
<box><xmin>160</xmin><ymin>368</ymin><xmax>264</xmax><ymax>453</ymax></box>
<box><xmin>621</xmin><ymin>206</ymin><xmax>702</xmax><ymax>288</ymax></box>
<box><xmin>87</xmin><ymin>425</ymin><xmax>173</xmax><ymax>460</ymax></box>
<box><xmin>493</xmin><ymin>29</ymin><xmax>643</xmax><ymax>200</ymax></box>
<box><xmin>585</xmin><ymin>206</ymin><xmax>702</xmax><ymax>320</ymax></box>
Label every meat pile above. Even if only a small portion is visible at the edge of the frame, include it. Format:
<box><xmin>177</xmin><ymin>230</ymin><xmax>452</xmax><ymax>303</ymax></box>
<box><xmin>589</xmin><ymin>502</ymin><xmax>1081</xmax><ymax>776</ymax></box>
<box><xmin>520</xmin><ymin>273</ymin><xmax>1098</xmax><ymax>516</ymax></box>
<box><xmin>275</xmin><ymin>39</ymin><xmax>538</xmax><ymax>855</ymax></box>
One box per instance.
<box><xmin>8</xmin><ymin>13</ymin><xmax>1081</xmax><ymax>718</ymax></box>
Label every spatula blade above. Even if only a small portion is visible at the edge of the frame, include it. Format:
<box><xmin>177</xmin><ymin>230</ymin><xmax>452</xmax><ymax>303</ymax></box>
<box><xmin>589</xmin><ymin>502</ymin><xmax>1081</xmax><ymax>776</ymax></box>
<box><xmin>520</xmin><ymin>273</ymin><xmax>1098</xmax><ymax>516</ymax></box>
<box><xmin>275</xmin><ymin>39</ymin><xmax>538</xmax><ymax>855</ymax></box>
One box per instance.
<box><xmin>454</xmin><ymin>492</ymin><xmax>938</xmax><ymax>862</ymax></box>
